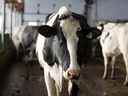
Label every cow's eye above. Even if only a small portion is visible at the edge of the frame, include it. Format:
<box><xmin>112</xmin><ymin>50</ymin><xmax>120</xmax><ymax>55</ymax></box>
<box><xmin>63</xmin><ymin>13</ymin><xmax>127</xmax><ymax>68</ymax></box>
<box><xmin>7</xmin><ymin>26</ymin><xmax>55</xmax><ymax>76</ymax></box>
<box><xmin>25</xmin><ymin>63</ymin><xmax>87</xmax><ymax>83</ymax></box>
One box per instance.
<box><xmin>77</xmin><ymin>27</ymin><xmax>81</xmax><ymax>32</ymax></box>
<box><xmin>77</xmin><ymin>31</ymin><xmax>82</xmax><ymax>37</ymax></box>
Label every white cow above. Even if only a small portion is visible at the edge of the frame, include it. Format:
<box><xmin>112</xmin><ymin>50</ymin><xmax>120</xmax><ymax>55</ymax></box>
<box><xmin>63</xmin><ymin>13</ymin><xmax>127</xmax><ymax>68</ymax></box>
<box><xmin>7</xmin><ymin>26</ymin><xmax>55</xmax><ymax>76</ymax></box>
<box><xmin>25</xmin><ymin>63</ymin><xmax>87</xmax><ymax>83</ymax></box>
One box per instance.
<box><xmin>100</xmin><ymin>22</ymin><xmax>128</xmax><ymax>85</ymax></box>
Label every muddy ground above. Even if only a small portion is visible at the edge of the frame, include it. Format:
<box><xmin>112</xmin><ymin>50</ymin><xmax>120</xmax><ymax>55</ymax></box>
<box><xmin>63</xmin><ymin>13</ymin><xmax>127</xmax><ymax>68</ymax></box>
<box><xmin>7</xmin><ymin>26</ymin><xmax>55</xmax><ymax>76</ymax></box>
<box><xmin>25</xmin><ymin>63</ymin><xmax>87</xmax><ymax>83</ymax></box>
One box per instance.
<box><xmin>0</xmin><ymin>56</ymin><xmax>128</xmax><ymax>96</ymax></box>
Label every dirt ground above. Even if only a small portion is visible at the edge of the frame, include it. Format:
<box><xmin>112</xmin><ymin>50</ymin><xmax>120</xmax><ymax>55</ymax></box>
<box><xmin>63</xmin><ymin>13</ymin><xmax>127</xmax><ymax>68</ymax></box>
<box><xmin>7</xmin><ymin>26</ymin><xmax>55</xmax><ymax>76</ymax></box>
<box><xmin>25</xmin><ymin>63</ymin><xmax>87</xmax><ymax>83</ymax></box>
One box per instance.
<box><xmin>0</xmin><ymin>57</ymin><xmax>128</xmax><ymax>96</ymax></box>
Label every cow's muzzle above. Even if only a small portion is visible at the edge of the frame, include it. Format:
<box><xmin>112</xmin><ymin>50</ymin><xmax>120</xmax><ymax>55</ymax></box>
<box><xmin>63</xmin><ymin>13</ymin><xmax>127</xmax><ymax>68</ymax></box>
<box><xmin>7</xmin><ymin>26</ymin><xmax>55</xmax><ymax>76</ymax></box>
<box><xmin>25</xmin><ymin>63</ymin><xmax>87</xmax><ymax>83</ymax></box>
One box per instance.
<box><xmin>64</xmin><ymin>69</ymin><xmax>80</xmax><ymax>80</ymax></box>
<box><xmin>68</xmin><ymin>69</ymin><xmax>80</xmax><ymax>79</ymax></box>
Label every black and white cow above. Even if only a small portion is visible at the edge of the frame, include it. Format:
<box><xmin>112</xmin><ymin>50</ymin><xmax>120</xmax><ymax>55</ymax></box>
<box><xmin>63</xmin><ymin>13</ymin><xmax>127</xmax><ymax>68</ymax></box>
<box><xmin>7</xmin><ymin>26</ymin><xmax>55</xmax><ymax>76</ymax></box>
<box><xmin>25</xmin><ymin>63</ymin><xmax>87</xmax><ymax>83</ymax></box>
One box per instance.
<box><xmin>86</xmin><ymin>27</ymin><xmax>102</xmax><ymax>59</ymax></box>
<box><xmin>36</xmin><ymin>6</ymin><xmax>89</xmax><ymax>96</ymax></box>
<box><xmin>100</xmin><ymin>22</ymin><xmax>128</xmax><ymax>85</ymax></box>
<box><xmin>12</xmin><ymin>25</ymin><xmax>38</xmax><ymax>60</ymax></box>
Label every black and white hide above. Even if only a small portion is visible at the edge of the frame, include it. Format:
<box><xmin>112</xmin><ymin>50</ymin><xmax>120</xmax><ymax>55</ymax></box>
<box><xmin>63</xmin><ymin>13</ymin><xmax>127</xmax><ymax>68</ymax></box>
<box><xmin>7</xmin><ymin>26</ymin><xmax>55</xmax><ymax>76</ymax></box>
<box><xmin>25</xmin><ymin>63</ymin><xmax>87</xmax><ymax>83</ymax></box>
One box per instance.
<box><xmin>86</xmin><ymin>27</ymin><xmax>102</xmax><ymax>59</ymax></box>
<box><xmin>12</xmin><ymin>25</ymin><xmax>38</xmax><ymax>61</ymax></box>
<box><xmin>36</xmin><ymin>6</ymin><xmax>89</xmax><ymax>96</ymax></box>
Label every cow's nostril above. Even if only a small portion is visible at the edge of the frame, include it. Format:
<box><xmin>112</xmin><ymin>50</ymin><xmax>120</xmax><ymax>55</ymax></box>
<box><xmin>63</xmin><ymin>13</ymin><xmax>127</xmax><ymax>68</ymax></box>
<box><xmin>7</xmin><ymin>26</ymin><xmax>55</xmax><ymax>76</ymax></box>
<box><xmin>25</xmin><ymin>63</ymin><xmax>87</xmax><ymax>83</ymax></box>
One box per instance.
<box><xmin>67</xmin><ymin>70</ymin><xmax>80</xmax><ymax>80</ymax></box>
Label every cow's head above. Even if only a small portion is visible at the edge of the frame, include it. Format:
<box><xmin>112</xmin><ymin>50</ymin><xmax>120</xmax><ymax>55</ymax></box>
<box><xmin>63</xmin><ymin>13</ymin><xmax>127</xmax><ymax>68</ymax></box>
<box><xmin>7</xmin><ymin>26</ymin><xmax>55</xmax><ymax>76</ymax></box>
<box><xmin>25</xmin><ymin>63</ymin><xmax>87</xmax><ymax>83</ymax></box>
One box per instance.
<box><xmin>38</xmin><ymin>6</ymin><xmax>86</xmax><ymax>80</ymax></box>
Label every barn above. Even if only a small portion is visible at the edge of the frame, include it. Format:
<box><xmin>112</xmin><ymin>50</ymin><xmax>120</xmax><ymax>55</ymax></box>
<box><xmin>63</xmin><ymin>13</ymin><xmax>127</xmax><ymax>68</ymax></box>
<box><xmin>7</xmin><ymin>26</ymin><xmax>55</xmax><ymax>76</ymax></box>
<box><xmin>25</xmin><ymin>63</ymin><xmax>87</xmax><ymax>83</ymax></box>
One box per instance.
<box><xmin>0</xmin><ymin>0</ymin><xmax>128</xmax><ymax>96</ymax></box>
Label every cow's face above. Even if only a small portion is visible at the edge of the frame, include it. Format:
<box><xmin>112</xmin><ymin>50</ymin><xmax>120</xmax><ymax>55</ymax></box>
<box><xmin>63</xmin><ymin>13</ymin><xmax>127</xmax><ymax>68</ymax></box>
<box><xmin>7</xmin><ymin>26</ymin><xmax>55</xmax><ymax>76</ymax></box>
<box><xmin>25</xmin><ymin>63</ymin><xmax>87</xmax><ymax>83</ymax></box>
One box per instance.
<box><xmin>38</xmin><ymin>7</ymin><xmax>82</xmax><ymax>80</ymax></box>
<box><xmin>59</xmin><ymin>13</ymin><xmax>81</xmax><ymax>80</ymax></box>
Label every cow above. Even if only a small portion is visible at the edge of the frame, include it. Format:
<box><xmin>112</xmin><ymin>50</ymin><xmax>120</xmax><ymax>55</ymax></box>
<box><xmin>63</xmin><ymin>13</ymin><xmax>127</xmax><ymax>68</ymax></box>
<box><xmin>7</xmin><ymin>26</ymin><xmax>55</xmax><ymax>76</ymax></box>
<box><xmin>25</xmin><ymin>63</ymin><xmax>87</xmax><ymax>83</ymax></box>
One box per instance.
<box><xmin>86</xmin><ymin>27</ymin><xmax>102</xmax><ymax>59</ymax></box>
<box><xmin>99</xmin><ymin>22</ymin><xmax>128</xmax><ymax>85</ymax></box>
<box><xmin>36</xmin><ymin>6</ymin><xmax>89</xmax><ymax>96</ymax></box>
<box><xmin>12</xmin><ymin>25</ymin><xmax>38</xmax><ymax>61</ymax></box>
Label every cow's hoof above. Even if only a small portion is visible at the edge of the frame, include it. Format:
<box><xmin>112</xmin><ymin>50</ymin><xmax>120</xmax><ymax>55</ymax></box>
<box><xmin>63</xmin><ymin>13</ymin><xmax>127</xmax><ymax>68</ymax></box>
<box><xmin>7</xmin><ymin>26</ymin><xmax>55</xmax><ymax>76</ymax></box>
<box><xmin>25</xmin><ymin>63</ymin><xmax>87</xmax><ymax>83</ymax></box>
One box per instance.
<box><xmin>102</xmin><ymin>76</ymin><xmax>107</xmax><ymax>80</ymax></box>
<box><xmin>123</xmin><ymin>81</ymin><xmax>128</xmax><ymax>86</ymax></box>
<box><xmin>110</xmin><ymin>75</ymin><xmax>115</xmax><ymax>80</ymax></box>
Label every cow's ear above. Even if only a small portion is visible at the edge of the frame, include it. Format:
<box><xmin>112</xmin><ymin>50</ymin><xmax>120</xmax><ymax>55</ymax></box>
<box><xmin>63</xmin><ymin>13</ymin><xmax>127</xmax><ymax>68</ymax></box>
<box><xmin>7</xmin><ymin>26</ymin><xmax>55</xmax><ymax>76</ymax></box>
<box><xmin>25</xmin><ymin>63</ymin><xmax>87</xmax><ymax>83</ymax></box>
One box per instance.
<box><xmin>38</xmin><ymin>25</ymin><xmax>57</xmax><ymax>37</ymax></box>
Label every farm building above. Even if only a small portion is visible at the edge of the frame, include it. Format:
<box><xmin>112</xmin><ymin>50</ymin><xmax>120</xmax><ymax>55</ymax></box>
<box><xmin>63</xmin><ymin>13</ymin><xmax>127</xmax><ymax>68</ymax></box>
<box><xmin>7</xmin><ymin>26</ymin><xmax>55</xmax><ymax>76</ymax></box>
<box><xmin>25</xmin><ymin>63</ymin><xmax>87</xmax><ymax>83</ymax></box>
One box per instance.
<box><xmin>0</xmin><ymin>0</ymin><xmax>128</xmax><ymax>96</ymax></box>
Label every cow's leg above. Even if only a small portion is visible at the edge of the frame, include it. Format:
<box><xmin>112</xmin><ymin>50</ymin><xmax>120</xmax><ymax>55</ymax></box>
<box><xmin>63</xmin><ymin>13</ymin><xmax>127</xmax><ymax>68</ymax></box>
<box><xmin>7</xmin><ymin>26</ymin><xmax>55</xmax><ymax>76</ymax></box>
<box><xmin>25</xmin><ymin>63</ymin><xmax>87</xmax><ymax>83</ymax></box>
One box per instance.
<box><xmin>92</xmin><ymin>45</ymin><xmax>96</xmax><ymax>58</ymax></box>
<box><xmin>68</xmin><ymin>80</ymin><xmax>73</xmax><ymax>96</ymax></box>
<box><xmin>111</xmin><ymin>56</ymin><xmax>116</xmax><ymax>79</ymax></box>
<box><xmin>122</xmin><ymin>53</ymin><xmax>128</xmax><ymax>85</ymax></box>
<box><xmin>102</xmin><ymin>52</ymin><xmax>109</xmax><ymax>79</ymax></box>
<box><xmin>55</xmin><ymin>83</ymin><xmax>60</xmax><ymax>96</ymax></box>
<box><xmin>44</xmin><ymin>69</ymin><xmax>56</xmax><ymax>96</ymax></box>
<box><xmin>68</xmin><ymin>80</ymin><xmax>79</xmax><ymax>96</ymax></box>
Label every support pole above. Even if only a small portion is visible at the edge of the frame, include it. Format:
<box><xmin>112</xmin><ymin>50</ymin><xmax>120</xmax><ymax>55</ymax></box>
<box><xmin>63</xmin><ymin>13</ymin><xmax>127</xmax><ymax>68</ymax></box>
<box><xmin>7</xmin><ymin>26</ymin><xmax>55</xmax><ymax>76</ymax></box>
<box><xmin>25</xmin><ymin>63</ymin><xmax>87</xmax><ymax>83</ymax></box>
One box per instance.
<box><xmin>10</xmin><ymin>3</ymin><xmax>13</xmax><ymax>37</ymax></box>
<box><xmin>21</xmin><ymin>11</ymin><xmax>24</xmax><ymax>25</ymax></box>
<box><xmin>1</xmin><ymin>0</ymin><xmax>6</xmax><ymax>48</ymax></box>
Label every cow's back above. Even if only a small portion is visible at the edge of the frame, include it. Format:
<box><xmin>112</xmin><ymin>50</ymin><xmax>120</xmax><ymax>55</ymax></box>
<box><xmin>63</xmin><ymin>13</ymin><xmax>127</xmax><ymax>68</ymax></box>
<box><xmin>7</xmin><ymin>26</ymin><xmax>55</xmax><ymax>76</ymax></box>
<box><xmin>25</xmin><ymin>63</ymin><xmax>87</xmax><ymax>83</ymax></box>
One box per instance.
<box><xmin>117</xmin><ymin>23</ymin><xmax>128</xmax><ymax>53</ymax></box>
<box><xmin>100</xmin><ymin>23</ymin><xmax>128</xmax><ymax>56</ymax></box>
<box><xmin>100</xmin><ymin>23</ymin><xmax>120</xmax><ymax>56</ymax></box>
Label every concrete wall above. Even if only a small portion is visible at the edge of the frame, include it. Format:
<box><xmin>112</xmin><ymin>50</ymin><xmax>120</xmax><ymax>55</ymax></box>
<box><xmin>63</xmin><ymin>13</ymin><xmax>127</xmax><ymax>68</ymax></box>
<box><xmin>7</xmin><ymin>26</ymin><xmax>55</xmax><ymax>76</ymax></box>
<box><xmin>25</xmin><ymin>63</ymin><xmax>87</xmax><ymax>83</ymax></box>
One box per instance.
<box><xmin>96</xmin><ymin>0</ymin><xmax>128</xmax><ymax>21</ymax></box>
<box><xmin>24</xmin><ymin>0</ymin><xmax>85</xmax><ymax>23</ymax></box>
<box><xmin>87</xmin><ymin>0</ymin><xmax>128</xmax><ymax>26</ymax></box>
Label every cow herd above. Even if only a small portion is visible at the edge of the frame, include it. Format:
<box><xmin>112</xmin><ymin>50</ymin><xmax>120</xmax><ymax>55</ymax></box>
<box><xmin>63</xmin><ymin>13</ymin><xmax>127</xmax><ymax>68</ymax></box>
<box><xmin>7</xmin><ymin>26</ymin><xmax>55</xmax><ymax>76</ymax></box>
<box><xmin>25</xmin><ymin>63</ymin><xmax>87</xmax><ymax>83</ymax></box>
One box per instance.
<box><xmin>11</xmin><ymin>6</ymin><xmax>128</xmax><ymax>96</ymax></box>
